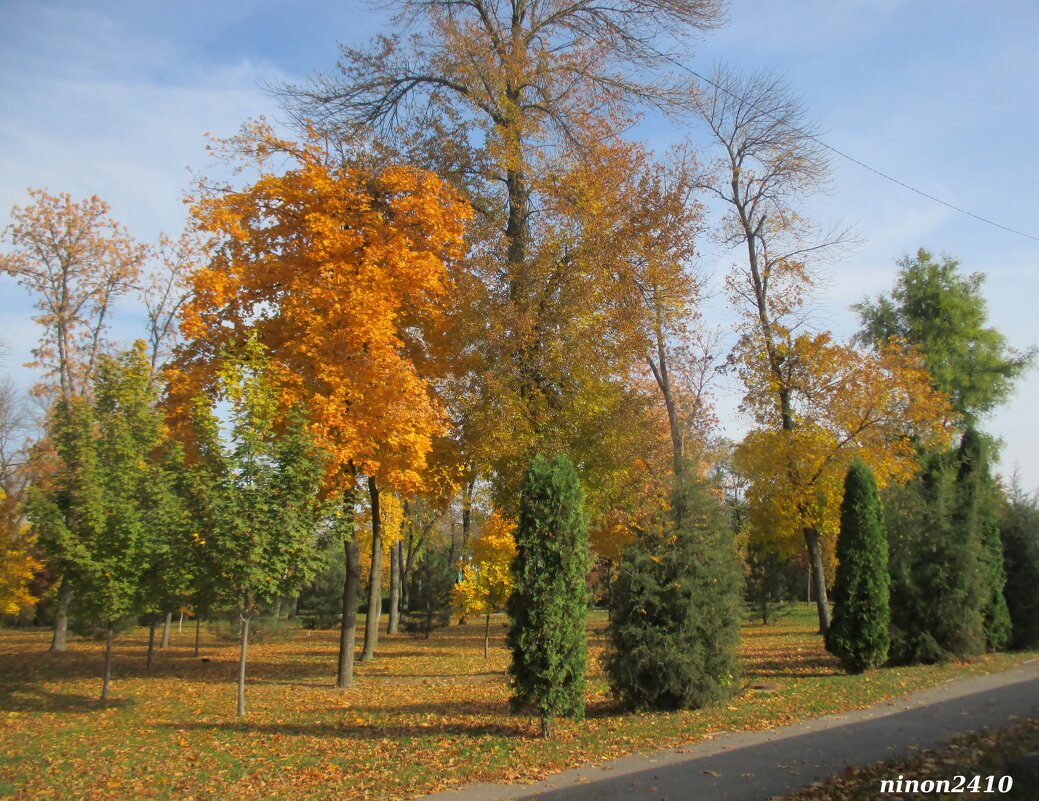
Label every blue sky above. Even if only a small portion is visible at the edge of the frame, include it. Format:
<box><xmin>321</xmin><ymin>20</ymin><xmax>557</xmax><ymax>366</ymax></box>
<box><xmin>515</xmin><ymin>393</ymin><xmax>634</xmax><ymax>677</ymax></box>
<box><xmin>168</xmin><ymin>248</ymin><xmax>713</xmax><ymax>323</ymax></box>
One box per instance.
<box><xmin>1</xmin><ymin>1</ymin><xmax>1037</xmax><ymax>486</ymax></box>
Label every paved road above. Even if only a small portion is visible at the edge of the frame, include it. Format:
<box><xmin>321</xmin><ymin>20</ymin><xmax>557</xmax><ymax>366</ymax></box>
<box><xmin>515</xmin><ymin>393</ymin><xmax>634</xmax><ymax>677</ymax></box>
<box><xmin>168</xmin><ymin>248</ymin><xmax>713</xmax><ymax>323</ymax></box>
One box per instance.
<box><xmin>421</xmin><ymin>659</ymin><xmax>1039</xmax><ymax>801</ymax></box>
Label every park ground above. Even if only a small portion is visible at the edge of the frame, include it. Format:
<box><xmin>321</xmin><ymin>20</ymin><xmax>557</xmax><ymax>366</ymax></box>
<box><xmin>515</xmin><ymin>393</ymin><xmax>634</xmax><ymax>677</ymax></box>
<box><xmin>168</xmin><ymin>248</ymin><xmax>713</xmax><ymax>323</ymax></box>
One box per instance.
<box><xmin>0</xmin><ymin>606</ymin><xmax>1034</xmax><ymax>801</ymax></box>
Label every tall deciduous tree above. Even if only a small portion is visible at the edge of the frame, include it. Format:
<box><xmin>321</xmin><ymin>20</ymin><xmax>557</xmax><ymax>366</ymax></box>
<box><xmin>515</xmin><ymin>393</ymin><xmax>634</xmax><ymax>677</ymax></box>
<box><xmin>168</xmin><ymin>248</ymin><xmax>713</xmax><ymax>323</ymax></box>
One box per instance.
<box><xmin>855</xmin><ymin>249</ymin><xmax>1035</xmax><ymax>424</ymax></box>
<box><xmin>507</xmin><ymin>454</ymin><xmax>590</xmax><ymax>738</ymax></box>
<box><xmin>692</xmin><ymin>67</ymin><xmax>948</xmax><ymax>634</ymax></box>
<box><xmin>173</xmin><ymin>124</ymin><xmax>469</xmax><ymax>684</ymax></box>
<box><xmin>185</xmin><ymin>339</ymin><xmax>327</xmax><ymax>717</ymax></box>
<box><xmin>825</xmin><ymin>460</ymin><xmax>889</xmax><ymax>673</ymax></box>
<box><xmin>280</xmin><ymin>0</ymin><xmax>723</xmax><ymax>512</ymax></box>
<box><xmin>3</xmin><ymin>190</ymin><xmax>146</xmax><ymax>649</ymax></box>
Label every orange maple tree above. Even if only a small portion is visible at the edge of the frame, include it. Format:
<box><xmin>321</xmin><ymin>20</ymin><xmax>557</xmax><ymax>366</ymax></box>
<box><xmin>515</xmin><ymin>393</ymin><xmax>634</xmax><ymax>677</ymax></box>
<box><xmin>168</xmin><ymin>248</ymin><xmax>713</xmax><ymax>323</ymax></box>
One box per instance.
<box><xmin>172</xmin><ymin>122</ymin><xmax>471</xmax><ymax>684</ymax></box>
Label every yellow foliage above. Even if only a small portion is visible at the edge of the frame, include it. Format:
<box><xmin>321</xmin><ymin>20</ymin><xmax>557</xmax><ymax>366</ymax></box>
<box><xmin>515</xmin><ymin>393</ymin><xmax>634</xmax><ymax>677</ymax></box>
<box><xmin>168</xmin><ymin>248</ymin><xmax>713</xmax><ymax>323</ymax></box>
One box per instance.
<box><xmin>453</xmin><ymin>511</ymin><xmax>516</xmax><ymax>617</ymax></box>
<box><xmin>735</xmin><ymin>331</ymin><xmax>952</xmax><ymax>556</ymax></box>
<box><xmin>0</xmin><ymin>491</ymin><xmax>39</xmax><ymax>615</ymax></box>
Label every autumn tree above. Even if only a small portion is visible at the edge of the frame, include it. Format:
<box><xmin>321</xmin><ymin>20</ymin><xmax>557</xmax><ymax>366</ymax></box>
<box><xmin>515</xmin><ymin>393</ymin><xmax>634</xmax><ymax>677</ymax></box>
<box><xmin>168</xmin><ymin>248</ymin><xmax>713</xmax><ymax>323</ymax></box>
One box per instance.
<box><xmin>280</xmin><ymin>0</ymin><xmax>724</xmax><ymax>515</ymax></box>
<box><xmin>692</xmin><ymin>67</ymin><xmax>949</xmax><ymax>634</ymax></box>
<box><xmin>454</xmin><ymin>510</ymin><xmax>516</xmax><ymax>657</ymax></box>
<box><xmin>0</xmin><ymin>378</ymin><xmax>38</xmax><ymax>619</ymax></box>
<box><xmin>139</xmin><ymin>229</ymin><xmax>202</xmax><ymax>374</ymax></box>
<box><xmin>174</xmin><ymin>123</ymin><xmax>469</xmax><ymax>685</ymax></box>
<box><xmin>2</xmin><ymin>190</ymin><xmax>147</xmax><ymax>649</ymax></box>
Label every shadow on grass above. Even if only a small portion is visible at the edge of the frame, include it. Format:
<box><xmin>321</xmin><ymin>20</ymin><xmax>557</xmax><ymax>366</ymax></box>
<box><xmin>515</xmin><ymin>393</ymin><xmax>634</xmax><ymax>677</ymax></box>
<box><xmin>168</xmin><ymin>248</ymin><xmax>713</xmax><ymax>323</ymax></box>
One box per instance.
<box><xmin>156</xmin><ymin>716</ymin><xmax>529</xmax><ymax>740</ymax></box>
<box><xmin>0</xmin><ymin>686</ymin><xmax>136</xmax><ymax>713</ymax></box>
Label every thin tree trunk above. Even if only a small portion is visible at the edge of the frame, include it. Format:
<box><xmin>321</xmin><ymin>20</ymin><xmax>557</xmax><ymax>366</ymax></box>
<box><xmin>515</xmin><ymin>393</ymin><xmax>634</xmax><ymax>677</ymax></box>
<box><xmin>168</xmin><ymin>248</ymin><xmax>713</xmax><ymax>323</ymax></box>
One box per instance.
<box><xmin>484</xmin><ymin>613</ymin><xmax>491</xmax><ymax>659</ymax></box>
<box><xmin>49</xmin><ymin>579</ymin><xmax>72</xmax><ymax>652</ymax></box>
<box><xmin>804</xmin><ymin>527</ymin><xmax>831</xmax><ymax>634</ymax></box>
<box><xmin>273</xmin><ymin>597</ymin><xmax>282</xmax><ymax>620</ymax></box>
<box><xmin>100</xmin><ymin>624</ymin><xmax>113</xmax><ymax>702</ymax></box>
<box><xmin>288</xmin><ymin>596</ymin><xmax>298</xmax><ymax>620</ymax></box>
<box><xmin>193</xmin><ymin>614</ymin><xmax>201</xmax><ymax>658</ymax></box>
<box><xmin>337</xmin><ymin>537</ymin><xmax>361</xmax><ymax>688</ymax></box>
<box><xmin>237</xmin><ymin>612</ymin><xmax>250</xmax><ymax>719</ymax></box>
<box><xmin>160</xmin><ymin>611</ymin><xmax>172</xmax><ymax>648</ymax></box>
<box><xmin>146</xmin><ymin>619</ymin><xmax>156</xmax><ymax>670</ymax></box>
<box><xmin>388</xmin><ymin>542</ymin><xmax>401</xmax><ymax>635</ymax></box>
<box><xmin>361</xmin><ymin>476</ymin><xmax>382</xmax><ymax>662</ymax></box>
<box><xmin>178</xmin><ymin>610</ymin><xmax>184</xmax><ymax>634</ymax></box>
<box><xmin>458</xmin><ymin>479</ymin><xmax>474</xmax><ymax>625</ymax></box>
<box><xmin>540</xmin><ymin>711</ymin><xmax>553</xmax><ymax>739</ymax></box>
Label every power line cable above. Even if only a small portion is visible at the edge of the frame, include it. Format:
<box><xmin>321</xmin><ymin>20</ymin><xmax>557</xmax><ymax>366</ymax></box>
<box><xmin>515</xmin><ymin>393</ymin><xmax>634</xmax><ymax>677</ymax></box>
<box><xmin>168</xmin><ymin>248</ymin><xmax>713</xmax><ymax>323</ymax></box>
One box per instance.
<box><xmin>666</xmin><ymin>56</ymin><xmax>1039</xmax><ymax>243</ymax></box>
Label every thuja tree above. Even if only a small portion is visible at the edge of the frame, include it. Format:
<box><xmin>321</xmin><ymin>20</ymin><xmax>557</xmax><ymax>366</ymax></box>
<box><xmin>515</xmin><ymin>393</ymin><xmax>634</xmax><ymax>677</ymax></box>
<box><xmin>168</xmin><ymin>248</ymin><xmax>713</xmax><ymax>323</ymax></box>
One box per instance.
<box><xmin>887</xmin><ymin>444</ymin><xmax>990</xmax><ymax>664</ymax></box>
<box><xmin>954</xmin><ymin>429</ymin><xmax>1011</xmax><ymax>652</ymax></box>
<box><xmin>402</xmin><ymin>548</ymin><xmax>455</xmax><ymax>638</ymax></box>
<box><xmin>507</xmin><ymin>454</ymin><xmax>591</xmax><ymax>738</ymax></box>
<box><xmin>605</xmin><ymin>471</ymin><xmax>742</xmax><ymax>709</ymax></box>
<box><xmin>1000</xmin><ymin>478</ymin><xmax>1039</xmax><ymax>648</ymax></box>
<box><xmin>825</xmin><ymin>460</ymin><xmax>890</xmax><ymax>672</ymax></box>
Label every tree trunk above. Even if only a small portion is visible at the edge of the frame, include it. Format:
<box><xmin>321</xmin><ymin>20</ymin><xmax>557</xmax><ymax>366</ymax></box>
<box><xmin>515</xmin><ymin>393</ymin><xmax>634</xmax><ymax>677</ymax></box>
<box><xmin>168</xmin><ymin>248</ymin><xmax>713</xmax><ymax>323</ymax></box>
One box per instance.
<box><xmin>237</xmin><ymin>612</ymin><xmax>251</xmax><ymax>718</ymax></box>
<box><xmin>804</xmin><ymin>527</ymin><xmax>831</xmax><ymax>634</ymax></box>
<box><xmin>337</xmin><ymin>537</ymin><xmax>361</xmax><ymax>688</ymax></box>
<box><xmin>388</xmin><ymin>541</ymin><xmax>401</xmax><ymax>635</ymax></box>
<box><xmin>193</xmin><ymin>614</ymin><xmax>201</xmax><ymax>658</ymax></box>
<box><xmin>273</xmin><ymin>597</ymin><xmax>282</xmax><ymax>620</ymax></box>
<box><xmin>288</xmin><ymin>596</ymin><xmax>298</xmax><ymax>620</ymax></box>
<box><xmin>178</xmin><ymin>610</ymin><xmax>184</xmax><ymax>634</ymax></box>
<box><xmin>540</xmin><ymin>711</ymin><xmax>554</xmax><ymax>739</ymax></box>
<box><xmin>361</xmin><ymin>476</ymin><xmax>382</xmax><ymax>662</ymax></box>
<box><xmin>146</xmin><ymin>619</ymin><xmax>156</xmax><ymax>670</ymax></box>
<box><xmin>100</xmin><ymin>624</ymin><xmax>113</xmax><ymax>702</ymax></box>
<box><xmin>459</xmin><ymin>479</ymin><xmax>474</xmax><ymax>624</ymax></box>
<box><xmin>484</xmin><ymin>613</ymin><xmax>491</xmax><ymax>659</ymax></box>
<box><xmin>49</xmin><ymin>579</ymin><xmax>72</xmax><ymax>652</ymax></box>
<box><xmin>160</xmin><ymin>611</ymin><xmax>172</xmax><ymax>648</ymax></box>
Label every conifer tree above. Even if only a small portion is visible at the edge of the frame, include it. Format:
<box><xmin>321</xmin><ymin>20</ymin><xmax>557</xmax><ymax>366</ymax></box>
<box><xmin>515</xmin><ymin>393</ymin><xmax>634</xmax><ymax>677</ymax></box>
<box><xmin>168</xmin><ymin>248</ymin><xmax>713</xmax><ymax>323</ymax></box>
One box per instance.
<box><xmin>955</xmin><ymin>429</ymin><xmax>1012</xmax><ymax>652</ymax></box>
<box><xmin>605</xmin><ymin>472</ymin><xmax>742</xmax><ymax>709</ymax></box>
<box><xmin>402</xmin><ymin>549</ymin><xmax>455</xmax><ymax>638</ymax></box>
<box><xmin>507</xmin><ymin>454</ymin><xmax>591</xmax><ymax>738</ymax></box>
<box><xmin>825</xmin><ymin>461</ymin><xmax>890</xmax><ymax>672</ymax></box>
<box><xmin>1000</xmin><ymin>480</ymin><xmax>1039</xmax><ymax>648</ymax></box>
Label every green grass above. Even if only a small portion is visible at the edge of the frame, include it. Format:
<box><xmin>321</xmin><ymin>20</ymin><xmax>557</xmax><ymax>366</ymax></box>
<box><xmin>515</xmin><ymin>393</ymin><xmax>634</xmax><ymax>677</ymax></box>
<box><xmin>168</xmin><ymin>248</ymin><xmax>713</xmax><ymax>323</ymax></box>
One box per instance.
<box><xmin>0</xmin><ymin>605</ymin><xmax>1033</xmax><ymax>800</ymax></box>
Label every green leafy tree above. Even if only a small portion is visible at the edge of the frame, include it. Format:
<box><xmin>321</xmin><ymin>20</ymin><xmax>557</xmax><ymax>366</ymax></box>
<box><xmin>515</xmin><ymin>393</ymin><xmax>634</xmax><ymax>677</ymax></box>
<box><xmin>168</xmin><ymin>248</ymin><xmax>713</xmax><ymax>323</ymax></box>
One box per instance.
<box><xmin>605</xmin><ymin>473</ymin><xmax>742</xmax><ymax>709</ymax></box>
<box><xmin>28</xmin><ymin>343</ymin><xmax>162</xmax><ymax>700</ymax></box>
<box><xmin>1000</xmin><ymin>477</ymin><xmax>1039</xmax><ymax>648</ymax></box>
<box><xmin>825</xmin><ymin>461</ymin><xmax>890</xmax><ymax>672</ymax></box>
<box><xmin>507</xmin><ymin>454</ymin><xmax>591</xmax><ymax>738</ymax></box>
<box><xmin>186</xmin><ymin>339</ymin><xmax>327</xmax><ymax>718</ymax></box>
<box><xmin>855</xmin><ymin>248</ymin><xmax>1035</xmax><ymax>424</ymax></box>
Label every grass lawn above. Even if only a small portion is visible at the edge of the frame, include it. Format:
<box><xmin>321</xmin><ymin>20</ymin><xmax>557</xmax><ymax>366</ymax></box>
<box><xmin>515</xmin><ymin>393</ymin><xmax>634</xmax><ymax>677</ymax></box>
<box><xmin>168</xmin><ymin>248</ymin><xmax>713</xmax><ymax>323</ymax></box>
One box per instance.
<box><xmin>0</xmin><ymin>605</ymin><xmax>1033</xmax><ymax>800</ymax></box>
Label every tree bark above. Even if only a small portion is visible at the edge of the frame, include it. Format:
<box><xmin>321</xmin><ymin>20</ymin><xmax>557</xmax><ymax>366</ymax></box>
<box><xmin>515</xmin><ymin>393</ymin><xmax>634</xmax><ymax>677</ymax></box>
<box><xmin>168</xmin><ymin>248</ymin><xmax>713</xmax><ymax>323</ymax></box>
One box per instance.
<box><xmin>804</xmin><ymin>527</ymin><xmax>831</xmax><ymax>634</ymax></box>
<box><xmin>484</xmin><ymin>613</ymin><xmax>491</xmax><ymax>659</ymax></box>
<box><xmin>100</xmin><ymin>624</ymin><xmax>113</xmax><ymax>702</ymax></box>
<box><xmin>178</xmin><ymin>610</ymin><xmax>184</xmax><ymax>634</ymax></box>
<box><xmin>146</xmin><ymin>619</ymin><xmax>156</xmax><ymax>670</ymax></box>
<box><xmin>458</xmin><ymin>479</ymin><xmax>474</xmax><ymax>624</ymax></box>
<box><xmin>388</xmin><ymin>541</ymin><xmax>401</xmax><ymax>635</ymax></box>
<box><xmin>540</xmin><ymin>711</ymin><xmax>554</xmax><ymax>739</ymax></box>
<box><xmin>193</xmin><ymin>614</ymin><xmax>201</xmax><ymax>658</ymax></box>
<box><xmin>160</xmin><ymin>611</ymin><xmax>172</xmax><ymax>648</ymax></box>
<box><xmin>361</xmin><ymin>475</ymin><xmax>382</xmax><ymax>662</ymax></box>
<box><xmin>288</xmin><ymin>596</ymin><xmax>298</xmax><ymax>620</ymax></box>
<box><xmin>337</xmin><ymin>537</ymin><xmax>361</xmax><ymax>688</ymax></box>
<box><xmin>273</xmin><ymin>597</ymin><xmax>282</xmax><ymax>620</ymax></box>
<box><xmin>237</xmin><ymin>612</ymin><xmax>251</xmax><ymax>718</ymax></box>
<box><xmin>49</xmin><ymin>579</ymin><xmax>72</xmax><ymax>652</ymax></box>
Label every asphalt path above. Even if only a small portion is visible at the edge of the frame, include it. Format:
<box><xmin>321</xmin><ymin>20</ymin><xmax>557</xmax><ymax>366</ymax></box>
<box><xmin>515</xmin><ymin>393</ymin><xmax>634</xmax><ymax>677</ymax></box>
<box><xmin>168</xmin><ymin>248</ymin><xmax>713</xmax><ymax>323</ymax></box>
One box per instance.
<box><xmin>420</xmin><ymin>658</ymin><xmax>1039</xmax><ymax>801</ymax></box>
